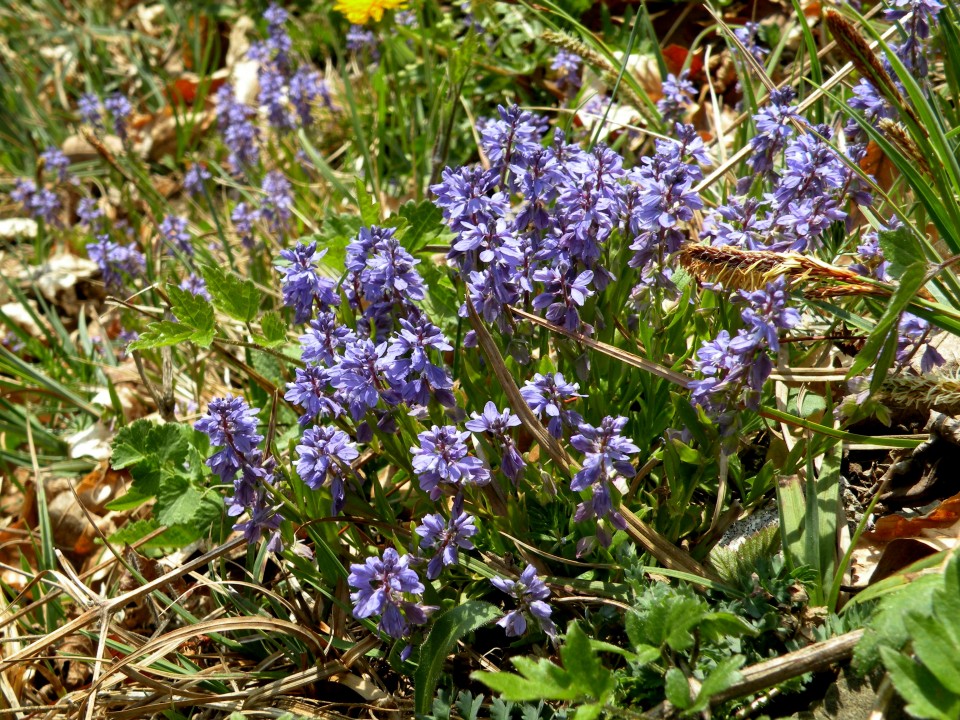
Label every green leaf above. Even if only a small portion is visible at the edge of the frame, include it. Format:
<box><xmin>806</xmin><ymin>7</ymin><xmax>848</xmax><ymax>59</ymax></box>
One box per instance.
<box><xmin>699</xmin><ymin>613</ymin><xmax>759</xmax><ymax>643</ymax></box>
<box><xmin>108</xmin><ymin>519</ymin><xmax>204</xmax><ymax>549</ymax></box>
<box><xmin>129</xmin><ymin>286</ymin><xmax>216</xmax><ymax>350</ymax></box>
<box><xmin>560</xmin><ymin>621</ymin><xmax>615</xmax><ymax>702</ymax></box>
<box><xmin>396</xmin><ymin>200</ymin><xmax>446</xmax><ymax>252</ymax></box>
<box><xmin>111</xmin><ymin>420</ymin><xmax>189</xmax><ymax>470</ymax></box>
<box><xmin>484</xmin><ymin>656</ymin><xmax>577</xmax><ymax>701</ymax></box>
<box><xmin>881</xmin><ymin>646</ymin><xmax>960</xmax><ymax>720</ymax></box>
<box><xmin>572</xmin><ymin>704</ymin><xmax>603</xmax><ymax>720</ymax></box>
<box><xmin>254</xmin><ymin>311</ymin><xmax>287</xmax><ymax>348</ymax></box>
<box><xmin>200</xmin><ymin>265</ymin><xmax>260</xmax><ymax>323</ymax></box>
<box><xmin>664</xmin><ymin>668</ymin><xmax>692</xmax><ymax>711</ymax></box>
<box><xmin>848</xmin><ymin>262</ymin><xmax>928</xmax><ymax>378</ymax></box>
<box><xmin>878</xmin><ymin>226</ymin><xmax>923</xmax><ymax>280</ymax></box>
<box><xmin>905</xmin><ymin>613</ymin><xmax>960</xmax><ymax>694</ymax></box>
<box><xmin>689</xmin><ymin>656</ymin><xmax>744</xmax><ymax>714</ymax></box>
<box><xmin>414</xmin><ymin>601</ymin><xmax>501</xmax><ymax>715</ymax></box>
<box><xmin>128</xmin><ymin>320</ymin><xmax>196</xmax><ymax>350</ymax></box>
<box><xmin>355</xmin><ymin>178</ymin><xmax>379</xmax><ymax>226</ymax></box>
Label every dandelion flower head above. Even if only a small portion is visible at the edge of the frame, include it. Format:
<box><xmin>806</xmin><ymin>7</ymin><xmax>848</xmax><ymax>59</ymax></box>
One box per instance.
<box><xmin>333</xmin><ymin>0</ymin><xmax>407</xmax><ymax>25</ymax></box>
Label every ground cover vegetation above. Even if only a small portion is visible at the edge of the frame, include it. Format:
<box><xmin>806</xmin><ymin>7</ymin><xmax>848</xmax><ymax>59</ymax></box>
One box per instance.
<box><xmin>1</xmin><ymin>0</ymin><xmax>959</xmax><ymax>717</ymax></box>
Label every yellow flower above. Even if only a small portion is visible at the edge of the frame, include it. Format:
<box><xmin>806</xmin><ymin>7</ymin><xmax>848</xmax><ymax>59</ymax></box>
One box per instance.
<box><xmin>333</xmin><ymin>0</ymin><xmax>408</xmax><ymax>25</ymax></box>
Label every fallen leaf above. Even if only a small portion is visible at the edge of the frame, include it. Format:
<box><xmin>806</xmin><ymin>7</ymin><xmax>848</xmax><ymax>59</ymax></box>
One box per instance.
<box><xmin>867</xmin><ymin>492</ymin><xmax>960</xmax><ymax>541</ymax></box>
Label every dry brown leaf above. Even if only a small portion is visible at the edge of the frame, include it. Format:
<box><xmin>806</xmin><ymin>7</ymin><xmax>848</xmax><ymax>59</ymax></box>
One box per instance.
<box><xmin>867</xmin><ymin>492</ymin><xmax>960</xmax><ymax>541</ymax></box>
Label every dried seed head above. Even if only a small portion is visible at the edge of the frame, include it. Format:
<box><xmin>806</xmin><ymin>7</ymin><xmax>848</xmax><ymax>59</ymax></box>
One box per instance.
<box><xmin>824</xmin><ymin>10</ymin><xmax>921</xmax><ymax>128</ymax></box>
<box><xmin>878</xmin><ymin>118</ymin><xmax>932</xmax><ymax>175</ymax></box>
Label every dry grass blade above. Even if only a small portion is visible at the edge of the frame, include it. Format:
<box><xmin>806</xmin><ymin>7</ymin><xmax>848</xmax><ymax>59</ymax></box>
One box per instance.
<box><xmin>0</xmin><ymin>536</ymin><xmax>246</xmax><ymax>671</ymax></box>
<box><xmin>508</xmin><ymin>306</ymin><xmax>691</xmax><ymax>388</ymax></box>
<box><xmin>87</xmin><ymin>616</ymin><xmax>329</xmax><ymax>697</ymax></box>
<box><xmin>465</xmin><ymin>297</ymin><xmax>573</xmax><ymax>472</ymax></box>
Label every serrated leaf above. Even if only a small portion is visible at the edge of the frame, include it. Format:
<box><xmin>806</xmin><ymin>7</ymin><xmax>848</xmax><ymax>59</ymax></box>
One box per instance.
<box><xmin>699</xmin><ymin>612</ymin><xmax>760</xmax><ymax>643</ymax></box>
<box><xmin>881</xmin><ymin>646</ymin><xmax>960</xmax><ymax>720</ymax></box>
<box><xmin>128</xmin><ymin>321</ymin><xmax>196</xmax><ymax>350</ymax></box>
<box><xmin>254</xmin><ymin>311</ymin><xmax>287</xmax><ymax>348</ymax></box>
<box><xmin>130</xmin><ymin>286</ymin><xmax>216</xmax><ymax>350</ymax></box>
<box><xmin>474</xmin><ymin>656</ymin><xmax>578</xmax><ymax>702</ymax></box>
<box><xmin>108</xmin><ymin>519</ymin><xmax>200</xmax><ymax>549</ymax></box>
<box><xmin>690</xmin><ymin>655</ymin><xmax>744</xmax><ymax>714</ymax></box>
<box><xmin>396</xmin><ymin>200</ymin><xmax>446</xmax><ymax>253</ymax></box>
<box><xmin>200</xmin><ymin>265</ymin><xmax>260</xmax><ymax>323</ymax></box>
<box><xmin>878</xmin><ymin>226</ymin><xmax>922</xmax><ymax>280</ymax></box>
<box><xmin>355</xmin><ymin>179</ymin><xmax>379</xmax><ymax>226</ymax></box>
<box><xmin>665</xmin><ymin>668</ymin><xmax>692</xmax><ymax>710</ymax></box>
<box><xmin>561</xmin><ymin>621</ymin><xmax>614</xmax><ymax>701</ymax></box>
<box><xmin>414</xmin><ymin>601</ymin><xmax>501</xmax><ymax>715</ymax></box>
<box><xmin>905</xmin><ymin>612</ymin><xmax>960</xmax><ymax>694</ymax></box>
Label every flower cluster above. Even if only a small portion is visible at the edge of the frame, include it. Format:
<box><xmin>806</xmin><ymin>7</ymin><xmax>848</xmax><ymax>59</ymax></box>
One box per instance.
<box><xmin>415</xmin><ymin>499</ymin><xmax>477</xmax><ymax>579</ymax></box>
<box><xmin>411</xmin><ymin>425</ymin><xmax>490</xmax><ymax>500</ymax></box>
<box><xmin>520</xmin><ymin>372</ymin><xmax>584</xmax><ymax>439</ymax></box>
<box><xmin>348</xmin><ymin>547</ymin><xmax>432</xmax><ymax>643</ymax></box>
<box><xmin>570</xmin><ymin>416</ymin><xmax>639</xmax><ymax>547</ymax></box>
<box><xmin>690</xmin><ymin>278</ymin><xmax>800</xmax><ymax>436</ymax></box>
<box><xmin>80</xmin><ymin>200</ymin><xmax>145</xmax><ymax>291</ymax></box>
<box><xmin>295</xmin><ymin>426</ymin><xmax>359</xmax><ymax>514</ymax></box>
<box><xmin>491</xmin><ymin>565</ymin><xmax>556</xmax><ymax>637</ymax></box>
<box><xmin>276</xmin><ymin>241</ymin><xmax>340</xmax><ymax>323</ymax></box>
<box><xmin>465</xmin><ymin>401</ymin><xmax>525</xmax><ymax>482</ymax></box>
<box><xmin>194</xmin><ymin>396</ymin><xmax>283</xmax><ymax>551</ymax></box>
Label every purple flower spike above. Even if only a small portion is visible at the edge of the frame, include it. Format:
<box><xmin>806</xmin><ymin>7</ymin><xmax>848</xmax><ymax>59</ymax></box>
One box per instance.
<box><xmin>284</xmin><ymin>364</ymin><xmax>343</xmax><ymax>425</ymax></box>
<box><xmin>465</xmin><ymin>401</ymin><xmax>525</xmax><ymax>482</ymax></box>
<box><xmin>160</xmin><ymin>215</ymin><xmax>193</xmax><ymax>256</ymax></box>
<box><xmin>415</xmin><ymin>506</ymin><xmax>477</xmax><ymax>579</ymax></box>
<box><xmin>348</xmin><ymin>548</ymin><xmax>432</xmax><ymax>639</ymax></box>
<box><xmin>410</xmin><ymin>425</ymin><xmax>490</xmax><ymax>500</ymax></box>
<box><xmin>520</xmin><ymin>372</ymin><xmax>585</xmax><ymax>439</ymax></box>
<box><xmin>276</xmin><ymin>241</ymin><xmax>340</xmax><ymax>324</ymax></box>
<box><xmin>490</xmin><ymin>565</ymin><xmax>556</xmax><ymax>637</ymax></box>
<box><xmin>179</xmin><ymin>273</ymin><xmax>211</xmax><ymax>300</ymax></box>
<box><xmin>295</xmin><ymin>425</ymin><xmax>358</xmax><ymax>514</ymax></box>
<box><xmin>195</xmin><ymin>395</ymin><xmax>264</xmax><ymax>483</ymax></box>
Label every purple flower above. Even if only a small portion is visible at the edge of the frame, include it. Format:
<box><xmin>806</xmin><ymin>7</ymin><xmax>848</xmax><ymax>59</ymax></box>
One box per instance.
<box><xmin>232</xmin><ymin>202</ymin><xmax>258</xmax><ymax>248</ymax></box>
<box><xmin>179</xmin><ymin>273</ymin><xmax>211</xmax><ymax>300</ymax></box>
<box><xmin>897</xmin><ymin>313</ymin><xmax>945</xmax><ymax>373</ymax></box>
<box><xmin>289</xmin><ymin>66</ymin><xmax>323</xmax><ymax>126</ymax></box>
<box><xmin>886</xmin><ymin>0</ymin><xmax>944</xmax><ymax>76</ymax></box>
<box><xmin>260</xmin><ymin>171</ymin><xmax>293</xmax><ymax>233</ymax></box>
<box><xmin>532</xmin><ymin>265</ymin><xmax>594</xmax><ymax>332</ymax></box>
<box><xmin>569</xmin><ymin>416</ymin><xmax>639</xmax><ymax>539</ymax></box>
<box><xmin>160</xmin><ymin>215</ymin><xmax>193</xmax><ymax>256</ymax></box>
<box><xmin>736</xmin><ymin>278</ymin><xmax>801</xmax><ymax>352</ymax></box>
<box><xmin>657</xmin><ymin>72</ymin><xmax>695</xmax><ymax>124</ymax></box>
<box><xmin>78</xmin><ymin>93</ymin><xmax>102</xmax><ymax>127</ymax></box>
<box><xmin>216</xmin><ymin>83</ymin><xmax>260</xmax><ymax>171</ymax></box>
<box><xmin>296</xmin><ymin>425</ymin><xmax>358</xmax><ymax>514</ymax></box>
<box><xmin>104</xmin><ymin>93</ymin><xmax>132</xmax><ymax>140</ymax></box>
<box><xmin>551</xmin><ymin>50</ymin><xmax>581</xmax><ymax>94</ymax></box>
<box><xmin>346</xmin><ymin>25</ymin><xmax>379</xmax><ymax>60</ymax></box>
<box><xmin>11</xmin><ymin>178</ymin><xmax>62</xmax><ymax>225</ymax></box>
<box><xmin>258</xmin><ymin>64</ymin><xmax>294</xmax><ymax>130</ymax></box>
<box><xmin>733</xmin><ymin>21</ymin><xmax>768</xmax><ymax>63</ymax></box>
<box><xmin>233</xmin><ymin>489</ymin><xmax>284</xmax><ymax>552</ymax></box>
<box><xmin>430</xmin><ymin>165</ymin><xmax>508</xmax><ymax>237</ymax></box>
<box><xmin>520</xmin><ymin>372</ymin><xmax>585</xmax><ymax>439</ymax></box>
<box><xmin>329</xmin><ymin>338</ymin><xmax>388</xmax><ymax>420</ymax></box>
<box><xmin>479</xmin><ymin>104</ymin><xmax>547</xmax><ymax>176</ymax></box>
<box><xmin>465</xmin><ymin>401</ymin><xmax>525</xmax><ymax>482</ymax></box>
<box><xmin>285</xmin><ymin>364</ymin><xmax>343</xmax><ymax>425</ymax></box>
<box><xmin>410</xmin><ymin>425</ymin><xmax>490</xmax><ymax>500</ymax></box>
<box><xmin>40</xmin><ymin>146</ymin><xmax>71</xmax><ymax>183</ymax></box>
<box><xmin>348</xmin><ymin>548</ymin><xmax>431</xmax><ymax>639</ymax></box>
<box><xmin>86</xmin><ymin>235</ymin><xmax>145</xmax><ymax>290</ymax></box>
<box><xmin>748</xmin><ymin>88</ymin><xmax>802</xmax><ymax>175</ymax></box>
<box><xmin>263</xmin><ymin>3</ymin><xmax>292</xmax><ymax>68</ymax></box>
<box><xmin>383</xmin><ymin>318</ymin><xmax>454</xmax><ymax>406</ymax></box>
<box><xmin>276</xmin><ymin>241</ymin><xmax>340</xmax><ymax>323</ymax></box>
<box><xmin>490</xmin><ymin>565</ymin><xmax>556</xmax><ymax>637</ymax></box>
<box><xmin>77</xmin><ymin>198</ymin><xmax>103</xmax><ymax>228</ymax></box>
<box><xmin>415</xmin><ymin>506</ymin><xmax>477</xmax><ymax>579</ymax></box>
<box><xmin>184</xmin><ymin>164</ymin><xmax>211</xmax><ymax>196</ymax></box>
<box><xmin>194</xmin><ymin>395</ymin><xmax>263</xmax><ymax>484</ymax></box>
<box><xmin>300</xmin><ymin>311</ymin><xmax>356</xmax><ymax>367</ymax></box>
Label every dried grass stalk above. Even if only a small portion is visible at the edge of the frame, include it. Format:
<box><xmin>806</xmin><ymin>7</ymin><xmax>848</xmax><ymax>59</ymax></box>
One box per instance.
<box><xmin>880</xmin><ymin>370</ymin><xmax>960</xmax><ymax>414</ymax></box>
<box><xmin>678</xmin><ymin>244</ymin><xmax>881</xmax><ymax>293</ymax></box>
